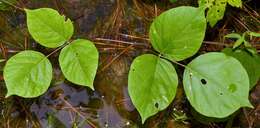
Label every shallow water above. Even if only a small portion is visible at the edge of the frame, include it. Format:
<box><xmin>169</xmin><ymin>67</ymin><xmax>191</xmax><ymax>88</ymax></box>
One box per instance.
<box><xmin>0</xmin><ymin>0</ymin><xmax>157</xmax><ymax>127</ymax></box>
<box><xmin>1</xmin><ymin>0</ymin><xmax>259</xmax><ymax>128</ymax></box>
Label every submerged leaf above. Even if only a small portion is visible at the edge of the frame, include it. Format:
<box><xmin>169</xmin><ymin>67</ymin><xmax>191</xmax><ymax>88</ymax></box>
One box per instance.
<box><xmin>59</xmin><ymin>39</ymin><xmax>99</xmax><ymax>89</ymax></box>
<box><xmin>128</xmin><ymin>54</ymin><xmax>178</xmax><ymax>123</ymax></box>
<box><xmin>25</xmin><ymin>8</ymin><xmax>74</xmax><ymax>48</ymax></box>
<box><xmin>149</xmin><ymin>6</ymin><xmax>206</xmax><ymax>61</ymax></box>
<box><xmin>183</xmin><ymin>52</ymin><xmax>252</xmax><ymax>118</ymax></box>
<box><xmin>47</xmin><ymin>113</ymin><xmax>66</xmax><ymax>128</ymax></box>
<box><xmin>4</xmin><ymin>50</ymin><xmax>52</xmax><ymax>98</ymax></box>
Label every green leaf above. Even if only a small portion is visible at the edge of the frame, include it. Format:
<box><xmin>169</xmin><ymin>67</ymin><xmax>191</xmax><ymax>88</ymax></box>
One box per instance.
<box><xmin>183</xmin><ymin>52</ymin><xmax>252</xmax><ymax>118</ymax></box>
<box><xmin>232</xmin><ymin>37</ymin><xmax>244</xmax><ymax>49</ymax></box>
<box><xmin>0</xmin><ymin>0</ymin><xmax>17</xmax><ymax>11</ymax></box>
<box><xmin>248</xmin><ymin>32</ymin><xmax>260</xmax><ymax>38</ymax></box>
<box><xmin>25</xmin><ymin>8</ymin><xmax>74</xmax><ymax>48</ymax></box>
<box><xmin>206</xmin><ymin>0</ymin><xmax>227</xmax><ymax>27</ymax></box>
<box><xmin>149</xmin><ymin>6</ymin><xmax>206</xmax><ymax>61</ymax></box>
<box><xmin>227</xmin><ymin>0</ymin><xmax>242</xmax><ymax>8</ymax></box>
<box><xmin>128</xmin><ymin>54</ymin><xmax>178</xmax><ymax>123</ymax></box>
<box><xmin>222</xmin><ymin>48</ymin><xmax>260</xmax><ymax>89</ymax></box>
<box><xmin>225</xmin><ymin>33</ymin><xmax>241</xmax><ymax>39</ymax></box>
<box><xmin>198</xmin><ymin>0</ymin><xmax>214</xmax><ymax>7</ymax></box>
<box><xmin>200</xmin><ymin>0</ymin><xmax>242</xmax><ymax>27</ymax></box>
<box><xmin>4</xmin><ymin>50</ymin><xmax>52</xmax><ymax>98</ymax></box>
<box><xmin>59</xmin><ymin>39</ymin><xmax>98</xmax><ymax>89</ymax></box>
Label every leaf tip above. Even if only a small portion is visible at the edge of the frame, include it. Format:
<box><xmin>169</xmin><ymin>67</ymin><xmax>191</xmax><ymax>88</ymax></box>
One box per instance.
<box><xmin>141</xmin><ymin>117</ymin><xmax>147</xmax><ymax>124</ymax></box>
<box><xmin>243</xmin><ymin>100</ymin><xmax>254</xmax><ymax>109</ymax></box>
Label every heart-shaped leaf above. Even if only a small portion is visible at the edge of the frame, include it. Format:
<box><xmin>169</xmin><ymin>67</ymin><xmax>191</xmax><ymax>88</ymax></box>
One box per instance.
<box><xmin>25</xmin><ymin>8</ymin><xmax>74</xmax><ymax>48</ymax></box>
<box><xmin>149</xmin><ymin>6</ymin><xmax>206</xmax><ymax>61</ymax></box>
<box><xmin>128</xmin><ymin>54</ymin><xmax>178</xmax><ymax>123</ymax></box>
<box><xmin>183</xmin><ymin>52</ymin><xmax>252</xmax><ymax>118</ymax></box>
<box><xmin>59</xmin><ymin>39</ymin><xmax>98</xmax><ymax>89</ymax></box>
<box><xmin>222</xmin><ymin>48</ymin><xmax>260</xmax><ymax>89</ymax></box>
<box><xmin>4</xmin><ymin>50</ymin><xmax>52</xmax><ymax>98</ymax></box>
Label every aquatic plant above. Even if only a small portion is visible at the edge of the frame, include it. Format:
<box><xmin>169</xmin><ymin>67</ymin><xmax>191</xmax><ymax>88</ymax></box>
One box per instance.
<box><xmin>2</xmin><ymin>4</ymin><xmax>259</xmax><ymax>125</ymax></box>
<box><xmin>4</xmin><ymin>8</ymin><xmax>99</xmax><ymax>97</ymax></box>
<box><xmin>128</xmin><ymin>6</ymin><xmax>257</xmax><ymax>123</ymax></box>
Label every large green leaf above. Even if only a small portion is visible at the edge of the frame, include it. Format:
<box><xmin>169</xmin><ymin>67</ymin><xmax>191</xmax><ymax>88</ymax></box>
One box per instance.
<box><xmin>183</xmin><ymin>52</ymin><xmax>252</xmax><ymax>118</ymax></box>
<box><xmin>222</xmin><ymin>48</ymin><xmax>260</xmax><ymax>89</ymax></box>
<box><xmin>128</xmin><ymin>54</ymin><xmax>178</xmax><ymax>123</ymax></box>
<box><xmin>149</xmin><ymin>6</ymin><xmax>206</xmax><ymax>61</ymax></box>
<box><xmin>25</xmin><ymin>8</ymin><xmax>74</xmax><ymax>48</ymax></box>
<box><xmin>59</xmin><ymin>39</ymin><xmax>98</xmax><ymax>89</ymax></box>
<box><xmin>4</xmin><ymin>50</ymin><xmax>52</xmax><ymax>98</ymax></box>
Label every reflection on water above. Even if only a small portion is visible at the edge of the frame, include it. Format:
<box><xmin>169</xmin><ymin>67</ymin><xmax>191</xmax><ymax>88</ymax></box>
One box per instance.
<box><xmin>30</xmin><ymin>56</ymin><xmax>137</xmax><ymax>128</ymax></box>
<box><xmin>0</xmin><ymin>0</ymin><xmax>190</xmax><ymax>127</ymax></box>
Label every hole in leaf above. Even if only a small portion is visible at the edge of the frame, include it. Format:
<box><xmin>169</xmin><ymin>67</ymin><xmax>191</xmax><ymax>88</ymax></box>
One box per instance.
<box><xmin>155</xmin><ymin>102</ymin><xmax>159</xmax><ymax>109</ymax></box>
<box><xmin>228</xmin><ymin>84</ymin><xmax>237</xmax><ymax>93</ymax></box>
<box><xmin>201</xmin><ymin>79</ymin><xmax>207</xmax><ymax>85</ymax></box>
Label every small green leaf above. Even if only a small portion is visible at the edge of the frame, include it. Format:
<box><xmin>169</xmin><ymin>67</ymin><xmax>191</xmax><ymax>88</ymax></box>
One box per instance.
<box><xmin>198</xmin><ymin>0</ymin><xmax>214</xmax><ymax>7</ymax></box>
<box><xmin>248</xmin><ymin>32</ymin><xmax>260</xmax><ymax>38</ymax></box>
<box><xmin>232</xmin><ymin>37</ymin><xmax>244</xmax><ymax>49</ymax></box>
<box><xmin>25</xmin><ymin>8</ymin><xmax>74</xmax><ymax>48</ymax></box>
<box><xmin>59</xmin><ymin>39</ymin><xmax>98</xmax><ymax>89</ymax></box>
<box><xmin>183</xmin><ymin>52</ymin><xmax>252</xmax><ymax>118</ymax></box>
<box><xmin>246</xmin><ymin>47</ymin><xmax>258</xmax><ymax>55</ymax></box>
<box><xmin>149</xmin><ymin>6</ymin><xmax>206</xmax><ymax>61</ymax></box>
<box><xmin>225</xmin><ymin>33</ymin><xmax>241</xmax><ymax>39</ymax></box>
<box><xmin>227</xmin><ymin>0</ymin><xmax>242</xmax><ymax>8</ymax></box>
<box><xmin>244</xmin><ymin>40</ymin><xmax>252</xmax><ymax>48</ymax></box>
<box><xmin>222</xmin><ymin>48</ymin><xmax>260</xmax><ymax>89</ymax></box>
<box><xmin>128</xmin><ymin>54</ymin><xmax>178</xmax><ymax>123</ymax></box>
<box><xmin>206</xmin><ymin>0</ymin><xmax>227</xmax><ymax>27</ymax></box>
<box><xmin>4</xmin><ymin>50</ymin><xmax>52</xmax><ymax>98</ymax></box>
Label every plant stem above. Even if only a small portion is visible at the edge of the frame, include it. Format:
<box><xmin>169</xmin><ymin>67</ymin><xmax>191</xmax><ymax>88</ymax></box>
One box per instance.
<box><xmin>59</xmin><ymin>96</ymin><xmax>97</xmax><ymax>128</ymax></box>
<box><xmin>46</xmin><ymin>41</ymin><xmax>71</xmax><ymax>58</ymax></box>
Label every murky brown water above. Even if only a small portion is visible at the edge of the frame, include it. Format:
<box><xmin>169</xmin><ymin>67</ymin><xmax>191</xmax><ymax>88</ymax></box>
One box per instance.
<box><xmin>0</xmin><ymin>0</ymin><xmax>164</xmax><ymax>127</ymax></box>
<box><xmin>1</xmin><ymin>0</ymin><xmax>260</xmax><ymax>128</ymax></box>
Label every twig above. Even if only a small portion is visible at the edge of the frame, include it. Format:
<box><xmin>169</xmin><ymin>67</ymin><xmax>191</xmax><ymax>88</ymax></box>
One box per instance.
<box><xmin>98</xmin><ymin>45</ymin><xmax>133</xmax><ymax>73</ymax></box>
<box><xmin>118</xmin><ymin>33</ymin><xmax>149</xmax><ymax>41</ymax></box>
<box><xmin>95</xmin><ymin>38</ymin><xmax>148</xmax><ymax>46</ymax></box>
<box><xmin>59</xmin><ymin>96</ymin><xmax>97</xmax><ymax>128</ymax></box>
<box><xmin>203</xmin><ymin>41</ymin><xmax>231</xmax><ymax>47</ymax></box>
